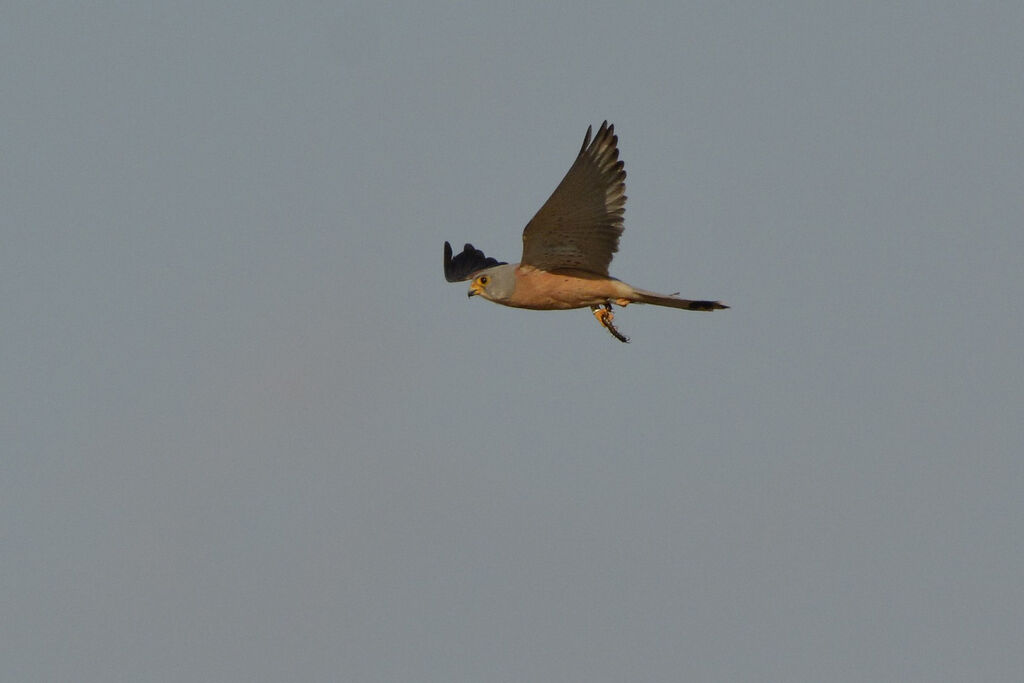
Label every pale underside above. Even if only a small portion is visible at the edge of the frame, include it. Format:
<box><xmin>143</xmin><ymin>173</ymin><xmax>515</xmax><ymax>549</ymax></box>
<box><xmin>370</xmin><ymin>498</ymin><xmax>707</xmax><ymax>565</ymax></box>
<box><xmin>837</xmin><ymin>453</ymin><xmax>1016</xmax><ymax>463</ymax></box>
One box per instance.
<box><xmin>494</xmin><ymin>264</ymin><xmax>635</xmax><ymax>310</ymax></box>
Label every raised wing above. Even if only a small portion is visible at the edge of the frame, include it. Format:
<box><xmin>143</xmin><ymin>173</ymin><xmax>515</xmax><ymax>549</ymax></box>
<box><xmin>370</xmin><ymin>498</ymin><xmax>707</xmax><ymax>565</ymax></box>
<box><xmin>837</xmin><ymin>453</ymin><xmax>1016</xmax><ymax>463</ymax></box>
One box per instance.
<box><xmin>520</xmin><ymin>121</ymin><xmax>626</xmax><ymax>275</ymax></box>
<box><xmin>443</xmin><ymin>241</ymin><xmax>507</xmax><ymax>282</ymax></box>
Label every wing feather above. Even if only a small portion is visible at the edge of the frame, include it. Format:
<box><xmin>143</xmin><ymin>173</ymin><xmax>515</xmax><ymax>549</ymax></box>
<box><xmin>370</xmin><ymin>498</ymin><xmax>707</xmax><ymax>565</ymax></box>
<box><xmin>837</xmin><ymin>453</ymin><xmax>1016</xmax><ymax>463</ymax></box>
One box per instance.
<box><xmin>443</xmin><ymin>241</ymin><xmax>506</xmax><ymax>282</ymax></box>
<box><xmin>520</xmin><ymin>121</ymin><xmax>626</xmax><ymax>275</ymax></box>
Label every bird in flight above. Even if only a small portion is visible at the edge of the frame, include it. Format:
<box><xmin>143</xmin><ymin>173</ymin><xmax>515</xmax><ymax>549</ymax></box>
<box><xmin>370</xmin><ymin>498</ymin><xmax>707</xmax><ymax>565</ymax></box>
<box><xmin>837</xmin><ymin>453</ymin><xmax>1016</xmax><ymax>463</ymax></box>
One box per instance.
<box><xmin>444</xmin><ymin>121</ymin><xmax>727</xmax><ymax>342</ymax></box>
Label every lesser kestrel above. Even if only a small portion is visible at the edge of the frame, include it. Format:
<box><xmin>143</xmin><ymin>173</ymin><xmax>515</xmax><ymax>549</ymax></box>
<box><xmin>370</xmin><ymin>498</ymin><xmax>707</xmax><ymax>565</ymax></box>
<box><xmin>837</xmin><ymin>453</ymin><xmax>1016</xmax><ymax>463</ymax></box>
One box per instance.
<box><xmin>444</xmin><ymin>122</ymin><xmax>727</xmax><ymax>342</ymax></box>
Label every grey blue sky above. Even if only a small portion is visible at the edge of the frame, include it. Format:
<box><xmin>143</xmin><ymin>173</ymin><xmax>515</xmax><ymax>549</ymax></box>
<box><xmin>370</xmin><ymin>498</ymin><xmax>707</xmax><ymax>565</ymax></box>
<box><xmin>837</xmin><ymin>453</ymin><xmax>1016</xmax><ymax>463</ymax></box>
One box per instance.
<box><xmin>3</xmin><ymin>2</ymin><xmax>1023</xmax><ymax>681</ymax></box>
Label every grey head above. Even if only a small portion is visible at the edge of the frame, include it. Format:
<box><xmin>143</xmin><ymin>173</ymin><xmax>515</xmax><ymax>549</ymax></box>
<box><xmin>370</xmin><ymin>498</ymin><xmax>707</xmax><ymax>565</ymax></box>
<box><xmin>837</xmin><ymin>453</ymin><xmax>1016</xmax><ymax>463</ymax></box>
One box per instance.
<box><xmin>467</xmin><ymin>263</ymin><xmax>517</xmax><ymax>302</ymax></box>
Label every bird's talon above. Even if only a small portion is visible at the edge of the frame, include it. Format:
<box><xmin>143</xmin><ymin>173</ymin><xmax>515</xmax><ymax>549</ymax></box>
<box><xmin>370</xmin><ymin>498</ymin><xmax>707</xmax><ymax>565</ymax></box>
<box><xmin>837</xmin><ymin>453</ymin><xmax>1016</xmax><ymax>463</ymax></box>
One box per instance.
<box><xmin>591</xmin><ymin>304</ymin><xmax>629</xmax><ymax>343</ymax></box>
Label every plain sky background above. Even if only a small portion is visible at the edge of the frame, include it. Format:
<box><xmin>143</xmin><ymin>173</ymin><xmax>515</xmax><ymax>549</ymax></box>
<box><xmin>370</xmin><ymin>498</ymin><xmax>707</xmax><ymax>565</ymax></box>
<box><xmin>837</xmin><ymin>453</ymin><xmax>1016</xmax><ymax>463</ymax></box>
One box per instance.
<box><xmin>3</xmin><ymin>2</ymin><xmax>1023</xmax><ymax>681</ymax></box>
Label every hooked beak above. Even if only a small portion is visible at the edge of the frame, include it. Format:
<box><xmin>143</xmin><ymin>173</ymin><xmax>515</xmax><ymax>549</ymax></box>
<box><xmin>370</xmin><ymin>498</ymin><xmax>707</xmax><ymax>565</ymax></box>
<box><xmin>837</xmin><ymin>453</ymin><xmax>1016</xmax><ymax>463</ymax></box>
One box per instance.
<box><xmin>468</xmin><ymin>282</ymin><xmax>483</xmax><ymax>298</ymax></box>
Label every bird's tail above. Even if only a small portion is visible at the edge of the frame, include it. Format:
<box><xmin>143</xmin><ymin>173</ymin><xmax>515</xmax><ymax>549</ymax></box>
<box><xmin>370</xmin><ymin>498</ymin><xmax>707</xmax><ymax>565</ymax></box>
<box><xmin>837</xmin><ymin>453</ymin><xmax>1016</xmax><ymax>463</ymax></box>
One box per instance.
<box><xmin>631</xmin><ymin>288</ymin><xmax>729</xmax><ymax>311</ymax></box>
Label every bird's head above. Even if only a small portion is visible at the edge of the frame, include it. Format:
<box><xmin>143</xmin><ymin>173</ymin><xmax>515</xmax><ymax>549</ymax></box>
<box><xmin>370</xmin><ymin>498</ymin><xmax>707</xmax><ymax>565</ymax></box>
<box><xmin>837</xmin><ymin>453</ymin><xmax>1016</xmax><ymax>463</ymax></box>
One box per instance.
<box><xmin>468</xmin><ymin>264</ymin><xmax>515</xmax><ymax>302</ymax></box>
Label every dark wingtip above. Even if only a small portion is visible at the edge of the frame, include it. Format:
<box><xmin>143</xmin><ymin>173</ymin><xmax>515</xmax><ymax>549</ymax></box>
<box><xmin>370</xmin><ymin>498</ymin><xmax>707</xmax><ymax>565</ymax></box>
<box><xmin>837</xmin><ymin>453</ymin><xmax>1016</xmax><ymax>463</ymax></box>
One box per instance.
<box><xmin>581</xmin><ymin>121</ymin><xmax>615</xmax><ymax>154</ymax></box>
<box><xmin>579</xmin><ymin>124</ymin><xmax>593</xmax><ymax>154</ymax></box>
<box><xmin>443</xmin><ymin>241</ymin><xmax>507</xmax><ymax>282</ymax></box>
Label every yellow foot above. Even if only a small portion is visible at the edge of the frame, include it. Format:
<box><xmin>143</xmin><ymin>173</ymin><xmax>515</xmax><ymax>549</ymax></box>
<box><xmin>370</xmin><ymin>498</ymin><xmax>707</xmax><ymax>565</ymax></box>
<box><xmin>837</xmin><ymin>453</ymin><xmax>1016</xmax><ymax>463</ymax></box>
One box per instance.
<box><xmin>591</xmin><ymin>304</ymin><xmax>630</xmax><ymax>343</ymax></box>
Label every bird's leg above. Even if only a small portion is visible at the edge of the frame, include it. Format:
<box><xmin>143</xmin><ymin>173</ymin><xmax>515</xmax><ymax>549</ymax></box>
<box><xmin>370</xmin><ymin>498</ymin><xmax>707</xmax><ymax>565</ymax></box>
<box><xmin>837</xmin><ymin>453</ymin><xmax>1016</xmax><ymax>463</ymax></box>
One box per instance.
<box><xmin>591</xmin><ymin>302</ymin><xmax>630</xmax><ymax>343</ymax></box>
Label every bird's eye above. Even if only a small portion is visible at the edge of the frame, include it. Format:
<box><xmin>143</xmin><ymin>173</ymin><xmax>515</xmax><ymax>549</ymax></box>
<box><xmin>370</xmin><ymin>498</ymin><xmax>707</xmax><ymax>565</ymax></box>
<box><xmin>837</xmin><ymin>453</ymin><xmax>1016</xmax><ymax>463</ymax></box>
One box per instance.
<box><xmin>479</xmin><ymin>276</ymin><xmax>489</xmax><ymax>285</ymax></box>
